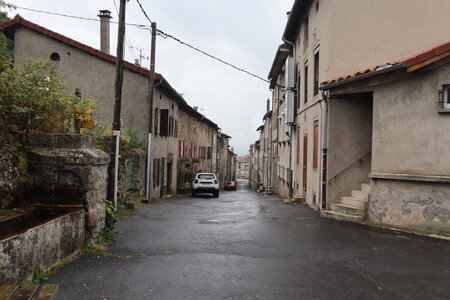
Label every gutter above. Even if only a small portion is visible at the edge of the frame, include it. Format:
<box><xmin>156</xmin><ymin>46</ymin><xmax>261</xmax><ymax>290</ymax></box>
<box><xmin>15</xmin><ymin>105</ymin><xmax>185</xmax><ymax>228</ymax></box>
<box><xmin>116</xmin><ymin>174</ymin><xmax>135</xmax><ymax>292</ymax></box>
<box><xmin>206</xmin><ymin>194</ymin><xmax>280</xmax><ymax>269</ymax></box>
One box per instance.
<box><xmin>319</xmin><ymin>89</ymin><xmax>328</xmax><ymax>210</ymax></box>
<box><xmin>320</xmin><ymin>63</ymin><xmax>405</xmax><ymax>91</ymax></box>
<box><xmin>282</xmin><ymin>37</ymin><xmax>296</xmax><ymax>198</ymax></box>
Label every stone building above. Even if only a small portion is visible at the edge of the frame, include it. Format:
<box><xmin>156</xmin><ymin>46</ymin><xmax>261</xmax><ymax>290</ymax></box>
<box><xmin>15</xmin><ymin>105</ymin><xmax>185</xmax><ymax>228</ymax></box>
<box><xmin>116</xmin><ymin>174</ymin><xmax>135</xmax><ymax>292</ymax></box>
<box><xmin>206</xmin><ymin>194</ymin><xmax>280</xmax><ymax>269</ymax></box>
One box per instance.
<box><xmin>235</xmin><ymin>155</ymin><xmax>250</xmax><ymax>179</ymax></box>
<box><xmin>248</xmin><ymin>0</ymin><xmax>450</xmax><ymax>235</ymax></box>
<box><xmin>1</xmin><ymin>14</ymin><xmax>230</xmax><ymax>199</ymax></box>
<box><xmin>257</xmin><ymin>0</ymin><xmax>450</xmax><ymax>208</ymax></box>
<box><xmin>320</xmin><ymin>41</ymin><xmax>450</xmax><ymax>234</ymax></box>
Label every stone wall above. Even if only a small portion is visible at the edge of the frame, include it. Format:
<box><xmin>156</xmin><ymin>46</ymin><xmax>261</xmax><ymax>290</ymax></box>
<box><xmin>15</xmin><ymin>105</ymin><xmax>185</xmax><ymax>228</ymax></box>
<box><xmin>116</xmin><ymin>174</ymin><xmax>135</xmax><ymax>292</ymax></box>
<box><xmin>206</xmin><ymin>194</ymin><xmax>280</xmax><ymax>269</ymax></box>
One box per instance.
<box><xmin>26</xmin><ymin>134</ymin><xmax>109</xmax><ymax>239</ymax></box>
<box><xmin>0</xmin><ymin>135</ymin><xmax>24</xmax><ymax>208</ymax></box>
<box><xmin>0</xmin><ymin>209</ymin><xmax>85</xmax><ymax>284</ymax></box>
<box><xmin>369</xmin><ymin>179</ymin><xmax>450</xmax><ymax>234</ymax></box>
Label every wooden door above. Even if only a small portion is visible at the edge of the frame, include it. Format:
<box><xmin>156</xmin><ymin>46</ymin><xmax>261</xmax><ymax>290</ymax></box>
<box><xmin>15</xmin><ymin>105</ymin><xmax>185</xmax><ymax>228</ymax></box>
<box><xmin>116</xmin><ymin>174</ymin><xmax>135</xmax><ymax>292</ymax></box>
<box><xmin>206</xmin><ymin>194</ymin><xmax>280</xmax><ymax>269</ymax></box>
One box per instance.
<box><xmin>303</xmin><ymin>134</ymin><xmax>307</xmax><ymax>191</ymax></box>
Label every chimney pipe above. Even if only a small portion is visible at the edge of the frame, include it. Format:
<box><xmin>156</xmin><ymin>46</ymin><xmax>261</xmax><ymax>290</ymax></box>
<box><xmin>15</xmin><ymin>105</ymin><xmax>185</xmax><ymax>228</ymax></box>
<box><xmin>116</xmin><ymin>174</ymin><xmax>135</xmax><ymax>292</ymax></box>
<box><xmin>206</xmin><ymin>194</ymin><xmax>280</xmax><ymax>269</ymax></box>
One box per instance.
<box><xmin>98</xmin><ymin>10</ymin><xmax>112</xmax><ymax>54</ymax></box>
<box><xmin>267</xmin><ymin>98</ymin><xmax>270</xmax><ymax>112</ymax></box>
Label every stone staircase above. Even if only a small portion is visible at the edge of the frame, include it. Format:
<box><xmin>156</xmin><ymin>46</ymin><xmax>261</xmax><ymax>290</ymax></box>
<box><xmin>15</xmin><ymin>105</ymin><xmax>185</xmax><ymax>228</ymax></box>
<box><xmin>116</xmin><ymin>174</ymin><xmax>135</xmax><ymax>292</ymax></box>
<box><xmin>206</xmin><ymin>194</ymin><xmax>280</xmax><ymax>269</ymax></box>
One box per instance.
<box><xmin>321</xmin><ymin>183</ymin><xmax>371</xmax><ymax>223</ymax></box>
<box><xmin>0</xmin><ymin>284</ymin><xmax>58</xmax><ymax>300</ymax></box>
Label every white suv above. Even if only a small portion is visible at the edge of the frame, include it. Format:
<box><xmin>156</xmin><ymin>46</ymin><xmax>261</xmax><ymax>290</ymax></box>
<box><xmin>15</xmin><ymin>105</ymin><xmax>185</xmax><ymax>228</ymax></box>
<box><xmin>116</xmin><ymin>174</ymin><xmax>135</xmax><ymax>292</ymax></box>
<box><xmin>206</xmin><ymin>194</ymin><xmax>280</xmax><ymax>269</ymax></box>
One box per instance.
<box><xmin>192</xmin><ymin>173</ymin><xmax>220</xmax><ymax>198</ymax></box>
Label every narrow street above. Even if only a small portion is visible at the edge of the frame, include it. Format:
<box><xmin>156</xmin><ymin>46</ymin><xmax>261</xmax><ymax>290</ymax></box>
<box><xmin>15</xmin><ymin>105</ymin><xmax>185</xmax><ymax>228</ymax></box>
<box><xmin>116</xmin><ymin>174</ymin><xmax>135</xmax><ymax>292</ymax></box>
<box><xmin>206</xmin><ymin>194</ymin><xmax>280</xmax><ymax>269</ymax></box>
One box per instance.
<box><xmin>47</xmin><ymin>180</ymin><xmax>450</xmax><ymax>300</ymax></box>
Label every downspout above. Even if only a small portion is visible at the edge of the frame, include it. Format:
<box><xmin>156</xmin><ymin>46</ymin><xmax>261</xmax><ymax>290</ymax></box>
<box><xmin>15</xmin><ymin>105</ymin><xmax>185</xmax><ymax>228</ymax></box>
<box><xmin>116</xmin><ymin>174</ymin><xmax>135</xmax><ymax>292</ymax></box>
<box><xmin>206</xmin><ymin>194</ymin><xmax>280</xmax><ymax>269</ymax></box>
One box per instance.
<box><xmin>282</xmin><ymin>37</ymin><xmax>295</xmax><ymax>198</ymax></box>
<box><xmin>320</xmin><ymin>89</ymin><xmax>329</xmax><ymax>210</ymax></box>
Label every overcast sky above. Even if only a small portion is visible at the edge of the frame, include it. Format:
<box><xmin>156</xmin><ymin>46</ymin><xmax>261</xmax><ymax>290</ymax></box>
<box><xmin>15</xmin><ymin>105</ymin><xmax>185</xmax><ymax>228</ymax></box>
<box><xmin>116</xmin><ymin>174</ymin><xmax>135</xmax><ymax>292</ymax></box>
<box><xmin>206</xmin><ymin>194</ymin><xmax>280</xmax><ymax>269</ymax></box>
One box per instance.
<box><xmin>7</xmin><ymin>0</ymin><xmax>293</xmax><ymax>155</ymax></box>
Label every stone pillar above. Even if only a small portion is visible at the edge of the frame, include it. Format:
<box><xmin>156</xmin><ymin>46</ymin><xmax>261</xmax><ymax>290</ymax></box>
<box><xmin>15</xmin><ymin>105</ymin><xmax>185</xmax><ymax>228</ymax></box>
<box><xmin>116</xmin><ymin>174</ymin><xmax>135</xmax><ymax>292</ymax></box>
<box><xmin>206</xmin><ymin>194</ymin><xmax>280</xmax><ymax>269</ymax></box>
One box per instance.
<box><xmin>26</xmin><ymin>134</ymin><xmax>110</xmax><ymax>240</ymax></box>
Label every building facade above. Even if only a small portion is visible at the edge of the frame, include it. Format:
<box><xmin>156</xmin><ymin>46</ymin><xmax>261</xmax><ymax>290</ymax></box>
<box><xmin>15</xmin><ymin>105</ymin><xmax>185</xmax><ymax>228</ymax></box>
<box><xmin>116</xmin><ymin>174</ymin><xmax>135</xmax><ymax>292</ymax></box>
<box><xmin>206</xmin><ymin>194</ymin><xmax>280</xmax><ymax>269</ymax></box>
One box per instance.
<box><xmin>250</xmin><ymin>0</ymin><xmax>450</xmax><ymax>234</ymax></box>
<box><xmin>2</xmin><ymin>14</ymin><xmax>231</xmax><ymax>199</ymax></box>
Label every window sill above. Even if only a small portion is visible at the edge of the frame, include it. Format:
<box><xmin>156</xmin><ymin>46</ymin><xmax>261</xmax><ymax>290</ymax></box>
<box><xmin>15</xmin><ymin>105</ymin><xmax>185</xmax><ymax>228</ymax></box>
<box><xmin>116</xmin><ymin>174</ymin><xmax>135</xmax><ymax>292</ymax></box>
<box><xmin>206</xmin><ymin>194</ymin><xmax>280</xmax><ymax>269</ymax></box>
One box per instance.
<box><xmin>438</xmin><ymin>107</ymin><xmax>450</xmax><ymax>113</ymax></box>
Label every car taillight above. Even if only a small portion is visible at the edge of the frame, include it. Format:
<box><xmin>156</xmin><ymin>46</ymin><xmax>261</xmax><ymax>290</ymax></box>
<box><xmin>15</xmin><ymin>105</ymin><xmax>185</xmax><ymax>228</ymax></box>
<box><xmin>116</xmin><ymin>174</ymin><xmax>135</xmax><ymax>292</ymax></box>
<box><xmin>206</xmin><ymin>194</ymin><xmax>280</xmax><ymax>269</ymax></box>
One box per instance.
<box><xmin>214</xmin><ymin>179</ymin><xmax>218</xmax><ymax>184</ymax></box>
<box><xmin>194</xmin><ymin>179</ymin><xmax>198</xmax><ymax>183</ymax></box>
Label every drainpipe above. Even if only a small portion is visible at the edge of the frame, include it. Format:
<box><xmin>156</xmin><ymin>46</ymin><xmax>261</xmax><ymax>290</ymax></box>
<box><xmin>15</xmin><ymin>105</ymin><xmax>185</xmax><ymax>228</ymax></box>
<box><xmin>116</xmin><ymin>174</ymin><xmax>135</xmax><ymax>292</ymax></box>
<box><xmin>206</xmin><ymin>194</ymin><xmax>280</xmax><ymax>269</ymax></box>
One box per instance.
<box><xmin>282</xmin><ymin>37</ymin><xmax>296</xmax><ymax>198</ymax></box>
<box><xmin>320</xmin><ymin>89</ymin><xmax>329</xmax><ymax>210</ymax></box>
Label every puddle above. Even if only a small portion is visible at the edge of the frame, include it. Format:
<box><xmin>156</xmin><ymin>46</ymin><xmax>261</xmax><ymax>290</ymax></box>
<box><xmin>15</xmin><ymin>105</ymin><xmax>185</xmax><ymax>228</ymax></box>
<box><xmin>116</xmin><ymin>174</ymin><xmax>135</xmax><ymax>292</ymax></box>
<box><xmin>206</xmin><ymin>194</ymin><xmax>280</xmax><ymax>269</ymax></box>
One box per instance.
<box><xmin>259</xmin><ymin>204</ymin><xmax>268</xmax><ymax>214</ymax></box>
<box><xmin>199</xmin><ymin>219</ymin><xmax>221</xmax><ymax>224</ymax></box>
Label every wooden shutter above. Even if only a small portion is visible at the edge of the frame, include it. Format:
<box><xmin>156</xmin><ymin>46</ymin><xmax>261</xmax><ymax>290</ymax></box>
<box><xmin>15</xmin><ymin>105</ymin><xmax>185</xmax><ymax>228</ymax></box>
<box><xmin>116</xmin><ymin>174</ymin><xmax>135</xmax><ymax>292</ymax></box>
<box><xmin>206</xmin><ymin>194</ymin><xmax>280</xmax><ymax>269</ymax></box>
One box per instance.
<box><xmin>160</xmin><ymin>109</ymin><xmax>169</xmax><ymax>137</ymax></box>
<box><xmin>313</xmin><ymin>121</ymin><xmax>319</xmax><ymax>168</ymax></box>
<box><xmin>303</xmin><ymin>134</ymin><xmax>308</xmax><ymax>191</ymax></box>
<box><xmin>297</xmin><ymin>128</ymin><xmax>300</xmax><ymax>164</ymax></box>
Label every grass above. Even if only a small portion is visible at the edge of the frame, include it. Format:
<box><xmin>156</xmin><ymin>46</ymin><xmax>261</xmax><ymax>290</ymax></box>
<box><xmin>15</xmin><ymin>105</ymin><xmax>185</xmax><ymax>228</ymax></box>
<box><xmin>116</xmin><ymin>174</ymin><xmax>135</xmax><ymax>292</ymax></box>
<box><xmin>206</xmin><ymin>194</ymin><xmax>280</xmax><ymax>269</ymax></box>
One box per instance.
<box><xmin>81</xmin><ymin>242</ymin><xmax>110</xmax><ymax>255</ymax></box>
<box><xmin>20</xmin><ymin>268</ymin><xmax>48</xmax><ymax>287</ymax></box>
<box><xmin>48</xmin><ymin>258</ymin><xmax>72</xmax><ymax>274</ymax></box>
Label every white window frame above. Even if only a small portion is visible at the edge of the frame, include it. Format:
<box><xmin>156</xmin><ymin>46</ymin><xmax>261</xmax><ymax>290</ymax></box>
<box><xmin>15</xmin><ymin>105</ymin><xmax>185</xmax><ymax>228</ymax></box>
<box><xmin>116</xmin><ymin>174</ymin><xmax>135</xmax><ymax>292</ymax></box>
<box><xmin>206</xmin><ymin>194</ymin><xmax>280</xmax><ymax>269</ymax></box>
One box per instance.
<box><xmin>444</xmin><ymin>85</ymin><xmax>450</xmax><ymax>109</ymax></box>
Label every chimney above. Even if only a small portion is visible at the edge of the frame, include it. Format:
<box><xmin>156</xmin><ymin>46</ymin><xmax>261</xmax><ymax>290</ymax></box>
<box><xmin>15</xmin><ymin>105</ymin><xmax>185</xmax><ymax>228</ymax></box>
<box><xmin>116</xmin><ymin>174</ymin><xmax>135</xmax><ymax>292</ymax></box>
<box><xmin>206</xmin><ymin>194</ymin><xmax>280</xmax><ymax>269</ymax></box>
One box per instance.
<box><xmin>286</xmin><ymin>11</ymin><xmax>291</xmax><ymax>20</ymax></box>
<box><xmin>98</xmin><ymin>10</ymin><xmax>112</xmax><ymax>54</ymax></box>
<box><xmin>267</xmin><ymin>98</ymin><xmax>270</xmax><ymax>112</ymax></box>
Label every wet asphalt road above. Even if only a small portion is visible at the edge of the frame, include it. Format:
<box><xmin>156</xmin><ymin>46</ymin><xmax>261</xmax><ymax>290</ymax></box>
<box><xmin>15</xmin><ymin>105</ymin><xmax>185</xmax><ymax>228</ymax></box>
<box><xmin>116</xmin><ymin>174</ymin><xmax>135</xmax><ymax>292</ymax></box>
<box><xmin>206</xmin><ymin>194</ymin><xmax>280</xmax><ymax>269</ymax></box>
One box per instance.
<box><xmin>48</xmin><ymin>179</ymin><xmax>450</xmax><ymax>300</ymax></box>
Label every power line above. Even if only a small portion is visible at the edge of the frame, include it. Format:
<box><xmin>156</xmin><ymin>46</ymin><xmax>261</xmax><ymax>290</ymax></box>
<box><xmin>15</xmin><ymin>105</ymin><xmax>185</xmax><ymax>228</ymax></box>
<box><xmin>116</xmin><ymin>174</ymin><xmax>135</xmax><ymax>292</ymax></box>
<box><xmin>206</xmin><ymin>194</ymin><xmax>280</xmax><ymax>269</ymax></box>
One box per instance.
<box><xmin>111</xmin><ymin>0</ymin><xmax>137</xmax><ymax>61</ymax></box>
<box><xmin>15</xmin><ymin>5</ymin><xmax>270</xmax><ymax>84</ymax></box>
<box><xmin>135</xmin><ymin>0</ymin><xmax>152</xmax><ymax>24</ymax></box>
<box><xmin>133</xmin><ymin>1</ymin><xmax>269</xmax><ymax>84</ymax></box>
<box><xmin>15</xmin><ymin>6</ymin><xmax>151</xmax><ymax>29</ymax></box>
<box><xmin>158</xmin><ymin>29</ymin><xmax>270</xmax><ymax>84</ymax></box>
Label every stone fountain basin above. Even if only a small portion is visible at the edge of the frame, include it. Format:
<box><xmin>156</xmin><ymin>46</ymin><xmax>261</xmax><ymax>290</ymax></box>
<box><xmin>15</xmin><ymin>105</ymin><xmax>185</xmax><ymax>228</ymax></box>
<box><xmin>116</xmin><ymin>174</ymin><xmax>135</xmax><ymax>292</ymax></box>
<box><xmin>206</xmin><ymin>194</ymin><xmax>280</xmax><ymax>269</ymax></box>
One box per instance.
<box><xmin>0</xmin><ymin>208</ymin><xmax>85</xmax><ymax>284</ymax></box>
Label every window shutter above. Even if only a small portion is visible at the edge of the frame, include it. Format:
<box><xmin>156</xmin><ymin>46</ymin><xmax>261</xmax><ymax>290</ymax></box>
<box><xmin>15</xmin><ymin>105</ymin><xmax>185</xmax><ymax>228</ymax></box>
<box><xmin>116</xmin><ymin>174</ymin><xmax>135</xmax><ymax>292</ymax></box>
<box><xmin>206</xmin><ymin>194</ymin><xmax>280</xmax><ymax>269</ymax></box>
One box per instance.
<box><xmin>160</xmin><ymin>109</ymin><xmax>169</xmax><ymax>137</ymax></box>
<box><xmin>313</xmin><ymin>121</ymin><xmax>319</xmax><ymax>168</ymax></box>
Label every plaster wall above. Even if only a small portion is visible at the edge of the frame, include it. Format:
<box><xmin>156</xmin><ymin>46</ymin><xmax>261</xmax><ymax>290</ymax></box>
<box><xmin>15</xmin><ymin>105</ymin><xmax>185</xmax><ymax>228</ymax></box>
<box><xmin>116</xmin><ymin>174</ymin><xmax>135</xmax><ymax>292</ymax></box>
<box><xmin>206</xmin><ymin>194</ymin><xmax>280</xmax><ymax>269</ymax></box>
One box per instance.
<box><xmin>14</xmin><ymin>27</ymin><xmax>151</xmax><ymax>140</ymax></box>
<box><xmin>291</xmin><ymin>0</ymin><xmax>331</xmax><ymax>206</ymax></box>
<box><xmin>371</xmin><ymin>64</ymin><xmax>450</xmax><ymax>176</ymax></box>
<box><xmin>327</xmin><ymin>94</ymin><xmax>372</xmax><ymax>205</ymax></box>
<box><xmin>367</xmin><ymin>63</ymin><xmax>450</xmax><ymax>233</ymax></box>
<box><xmin>330</xmin><ymin>0</ymin><xmax>450</xmax><ymax>79</ymax></box>
<box><xmin>151</xmin><ymin>92</ymin><xmax>180</xmax><ymax>197</ymax></box>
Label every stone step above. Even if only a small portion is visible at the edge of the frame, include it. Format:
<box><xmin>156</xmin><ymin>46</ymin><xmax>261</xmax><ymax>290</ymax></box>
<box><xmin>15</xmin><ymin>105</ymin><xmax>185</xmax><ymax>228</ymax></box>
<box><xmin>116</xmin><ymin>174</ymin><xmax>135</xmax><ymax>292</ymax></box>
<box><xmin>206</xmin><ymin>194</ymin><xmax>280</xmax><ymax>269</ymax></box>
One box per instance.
<box><xmin>321</xmin><ymin>210</ymin><xmax>364</xmax><ymax>223</ymax></box>
<box><xmin>0</xmin><ymin>285</ymin><xmax>19</xmax><ymax>300</ymax></box>
<box><xmin>361</xmin><ymin>183</ymin><xmax>371</xmax><ymax>193</ymax></box>
<box><xmin>341</xmin><ymin>196</ymin><xmax>368</xmax><ymax>208</ymax></box>
<box><xmin>351</xmin><ymin>189</ymin><xmax>369</xmax><ymax>200</ymax></box>
<box><xmin>330</xmin><ymin>203</ymin><xmax>365</xmax><ymax>216</ymax></box>
<box><xmin>36</xmin><ymin>284</ymin><xmax>59</xmax><ymax>300</ymax></box>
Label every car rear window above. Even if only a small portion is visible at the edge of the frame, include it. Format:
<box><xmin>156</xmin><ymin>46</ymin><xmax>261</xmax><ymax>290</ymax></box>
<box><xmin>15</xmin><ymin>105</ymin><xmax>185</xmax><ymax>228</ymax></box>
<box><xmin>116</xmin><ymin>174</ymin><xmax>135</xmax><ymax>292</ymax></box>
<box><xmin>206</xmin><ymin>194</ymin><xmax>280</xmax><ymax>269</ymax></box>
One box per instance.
<box><xmin>198</xmin><ymin>174</ymin><xmax>215</xmax><ymax>179</ymax></box>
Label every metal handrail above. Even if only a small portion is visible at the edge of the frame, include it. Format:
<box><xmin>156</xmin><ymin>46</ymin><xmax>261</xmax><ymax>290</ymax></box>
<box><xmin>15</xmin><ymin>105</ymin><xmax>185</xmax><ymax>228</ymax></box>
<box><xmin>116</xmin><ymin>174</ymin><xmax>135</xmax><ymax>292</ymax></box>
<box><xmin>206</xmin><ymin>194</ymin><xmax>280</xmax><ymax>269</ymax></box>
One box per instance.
<box><xmin>328</xmin><ymin>150</ymin><xmax>371</xmax><ymax>184</ymax></box>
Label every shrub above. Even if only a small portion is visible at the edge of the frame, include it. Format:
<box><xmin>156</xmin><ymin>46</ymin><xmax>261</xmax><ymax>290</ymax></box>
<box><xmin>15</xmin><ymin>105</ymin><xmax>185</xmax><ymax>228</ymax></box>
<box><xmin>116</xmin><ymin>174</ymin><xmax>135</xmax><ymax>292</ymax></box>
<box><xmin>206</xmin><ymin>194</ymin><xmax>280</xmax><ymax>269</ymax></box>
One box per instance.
<box><xmin>0</xmin><ymin>59</ymin><xmax>96</xmax><ymax>134</ymax></box>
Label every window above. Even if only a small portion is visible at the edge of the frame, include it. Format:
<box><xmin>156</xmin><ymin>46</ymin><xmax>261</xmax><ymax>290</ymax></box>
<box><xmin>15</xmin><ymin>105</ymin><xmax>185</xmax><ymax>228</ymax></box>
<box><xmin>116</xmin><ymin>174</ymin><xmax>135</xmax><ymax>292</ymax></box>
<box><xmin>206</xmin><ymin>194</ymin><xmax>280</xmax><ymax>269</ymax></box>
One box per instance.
<box><xmin>303</xmin><ymin>18</ymin><xmax>309</xmax><ymax>53</ymax></box>
<box><xmin>175</xmin><ymin>120</ymin><xmax>178</xmax><ymax>137</ymax></box>
<box><xmin>304</xmin><ymin>61</ymin><xmax>309</xmax><ymax>103</ymax></box>
<box><xmin>50</xmin><ymin>52</ymin><xmax>60</xmax><ymax>67</ymax></box>
<box><xmin>313</xmin><ymin>120</ymin><xmax>319</xmax><ymax>168</ymax></box>
<box><xmin>314</xmin><ymin>47</ymin><xmax>320</xmax><ymax>96</ymax></box>
<box><xmin>153</xmin><ymin>158</ymin><xmax>159</xmax><ymax>188</ymax></box>
<box><xmin>160</xmin><ymin>109</ymin><xmax>169</xmax><ymax>137</ymax></box>
<box><xmin>207</xmin><ymin>147</ymin><xmax>212</xmax><ymax>159</ymax></box>
<box><xmin>50</xmin><ymin>52</ymin><xmax>60</xmax><ymax>61</ymax></box>
<box><xmin>443</xmin><ymin>85</ymin><xmax>450</xmax><ymax>109</ymax></box>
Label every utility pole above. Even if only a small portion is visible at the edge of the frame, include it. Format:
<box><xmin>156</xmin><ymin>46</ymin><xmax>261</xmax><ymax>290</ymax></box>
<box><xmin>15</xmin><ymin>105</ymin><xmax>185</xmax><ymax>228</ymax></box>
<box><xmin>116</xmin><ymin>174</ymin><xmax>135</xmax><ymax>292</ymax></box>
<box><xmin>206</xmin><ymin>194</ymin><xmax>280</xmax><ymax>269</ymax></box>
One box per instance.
<box><xmin>146</xmin><ymin>21</ymin><xmax>157</xmax><ymax>198</ymax></box>
<box><xmin>111</xmin><ymin>0</ymin><xmax>126</xmax><ymax>211</ymax></box>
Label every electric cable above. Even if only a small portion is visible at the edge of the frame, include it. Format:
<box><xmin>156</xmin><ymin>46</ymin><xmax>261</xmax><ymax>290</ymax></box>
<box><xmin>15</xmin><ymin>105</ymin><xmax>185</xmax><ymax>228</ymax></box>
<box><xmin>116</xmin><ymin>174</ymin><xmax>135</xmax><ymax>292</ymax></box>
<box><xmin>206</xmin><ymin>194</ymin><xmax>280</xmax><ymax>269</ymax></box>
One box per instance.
<box><xmin>112</xmin><ymin>0</ymin><xmax>137</xmax><ymax>62</ymax></box>
<box><xmin>14</xmin><ymin>5</ymin><xmax>270</xmax><ymax>84</ymax></box>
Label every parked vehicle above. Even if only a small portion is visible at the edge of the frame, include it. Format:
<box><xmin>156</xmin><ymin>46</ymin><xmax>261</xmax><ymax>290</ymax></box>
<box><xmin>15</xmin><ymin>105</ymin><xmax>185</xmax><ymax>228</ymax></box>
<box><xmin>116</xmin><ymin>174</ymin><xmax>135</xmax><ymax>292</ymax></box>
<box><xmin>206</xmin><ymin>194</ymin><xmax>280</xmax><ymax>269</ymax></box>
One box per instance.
<box><xmin>225</xmin><ymin>180</ymin><xmax>237</xmax><ymax>191</ymax></box>
<box><xmin>192</xmin><ymin>173</ymin><xmax>220</xmax><ymax>198</ymax></box>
